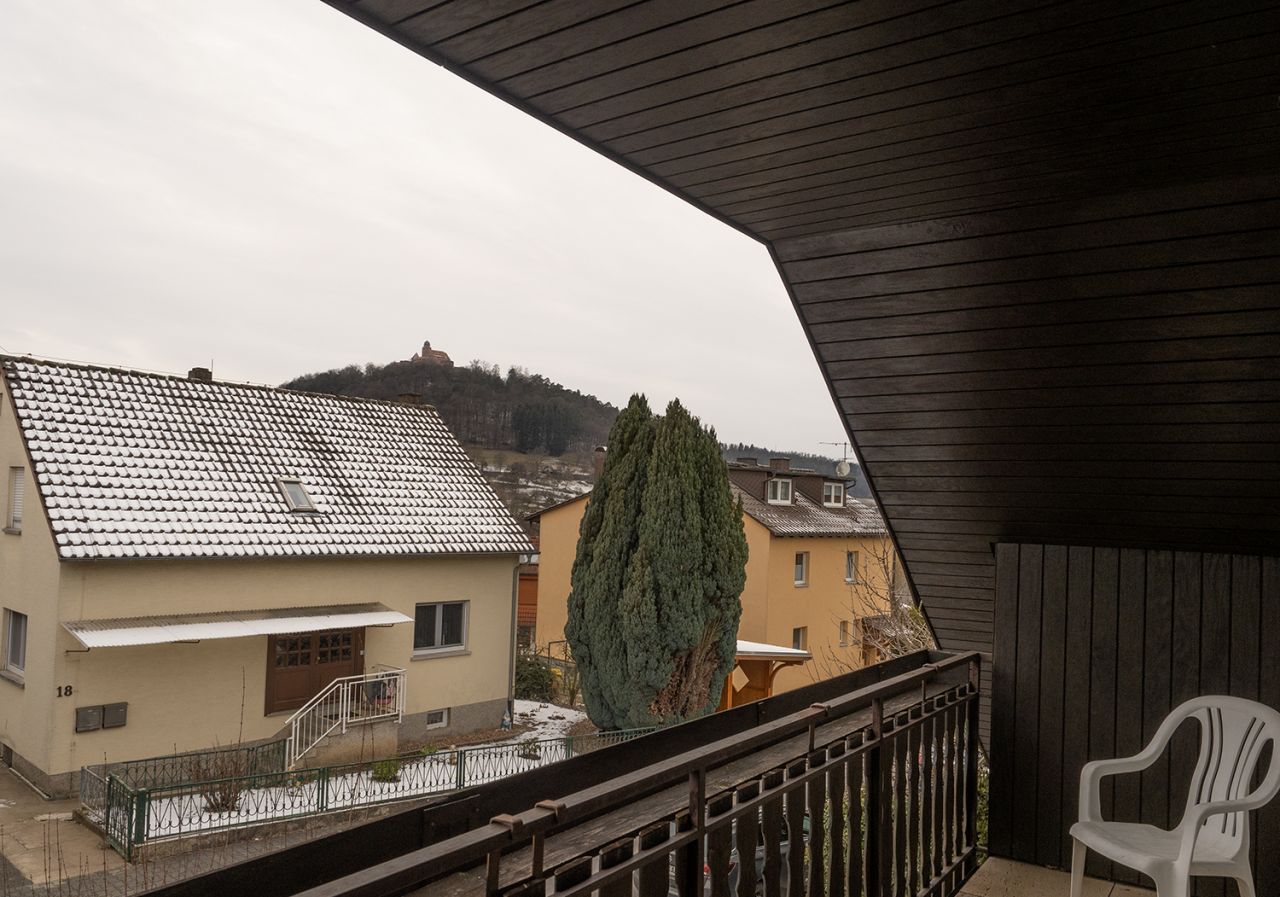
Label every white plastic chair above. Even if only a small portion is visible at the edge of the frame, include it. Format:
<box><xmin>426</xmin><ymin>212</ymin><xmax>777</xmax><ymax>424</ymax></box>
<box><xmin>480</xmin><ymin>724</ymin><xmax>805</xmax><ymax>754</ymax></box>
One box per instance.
<box><xmin>1069</xmin><ymin>695</ymin><xmax>1280</xmax><ymax>897</ymax></box>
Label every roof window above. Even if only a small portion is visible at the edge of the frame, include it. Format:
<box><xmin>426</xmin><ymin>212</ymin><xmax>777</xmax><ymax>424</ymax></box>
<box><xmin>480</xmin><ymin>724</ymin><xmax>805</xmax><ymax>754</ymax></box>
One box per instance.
<box><xmin>278</xmin><ymin>478</ymin><xmax>316</xmax><ymax>512</ymax></box>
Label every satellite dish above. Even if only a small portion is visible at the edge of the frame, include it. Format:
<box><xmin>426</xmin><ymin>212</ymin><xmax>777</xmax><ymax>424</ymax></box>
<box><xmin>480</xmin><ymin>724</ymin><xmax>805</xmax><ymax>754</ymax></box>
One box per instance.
<box><xmin>835</xmin><ymin>460</ymin><xmax>852</xmax><ymax>478</ymax></box>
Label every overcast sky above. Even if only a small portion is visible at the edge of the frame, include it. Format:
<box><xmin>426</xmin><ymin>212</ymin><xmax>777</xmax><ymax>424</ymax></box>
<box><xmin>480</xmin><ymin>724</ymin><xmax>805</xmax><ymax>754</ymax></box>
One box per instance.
<box><xmin>0</xmin><ymin>1</ymin><xmax>849</xmax><ymax>453</ymax></box>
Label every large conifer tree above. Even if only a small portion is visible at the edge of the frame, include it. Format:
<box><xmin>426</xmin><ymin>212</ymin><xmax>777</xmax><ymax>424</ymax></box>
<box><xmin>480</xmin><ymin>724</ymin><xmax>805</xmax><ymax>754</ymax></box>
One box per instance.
<box><xmin>565</xmin><ymin>396</ymin><xmax>746</xmax><ymax>729</ymax></box>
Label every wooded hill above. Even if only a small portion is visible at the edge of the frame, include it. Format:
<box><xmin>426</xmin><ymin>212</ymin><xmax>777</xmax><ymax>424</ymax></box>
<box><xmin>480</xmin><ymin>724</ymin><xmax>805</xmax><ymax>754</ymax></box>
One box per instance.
<box><xmin>282</xmin><ymin>359</ymin><xmax>619</xmax><ymax>457</ymax></box>
<box><xmin>281</xmin><ymin>358</ymin><xmax>862</xmax><ymax>517</ymax></box>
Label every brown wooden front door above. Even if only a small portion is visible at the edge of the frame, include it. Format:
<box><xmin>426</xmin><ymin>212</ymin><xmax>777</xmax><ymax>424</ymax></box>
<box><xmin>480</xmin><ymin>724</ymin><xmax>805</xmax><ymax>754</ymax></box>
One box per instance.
<box><xmin>265</xmin><ymin>629</ymin><xmax>363</xmax><ymax>715</ymax></box>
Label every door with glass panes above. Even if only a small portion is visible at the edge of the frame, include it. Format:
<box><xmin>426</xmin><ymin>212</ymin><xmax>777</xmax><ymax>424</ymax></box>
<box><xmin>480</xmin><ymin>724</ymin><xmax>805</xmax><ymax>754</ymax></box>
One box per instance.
<box><xmin>264</xmin><ymin>629</ymin><xmax>363</xmax><ymax>714</ymax></box>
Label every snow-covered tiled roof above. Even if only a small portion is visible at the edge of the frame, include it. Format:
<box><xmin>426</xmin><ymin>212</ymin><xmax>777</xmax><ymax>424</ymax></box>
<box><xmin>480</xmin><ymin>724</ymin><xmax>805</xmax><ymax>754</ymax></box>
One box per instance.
<box><xmin>733</xmin><ymin>485</ymin><xmax>886</xmax><ymax>538</ymax></box>
<box><xmin>1</xmin><ymin>357</ymin><xmax>534</xmax><ymax>561</ymax></box>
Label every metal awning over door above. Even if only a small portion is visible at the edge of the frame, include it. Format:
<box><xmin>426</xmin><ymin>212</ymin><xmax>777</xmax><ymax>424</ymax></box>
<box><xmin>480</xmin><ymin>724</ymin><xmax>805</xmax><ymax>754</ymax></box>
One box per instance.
<box><xmin>62</xmin><ymin>603</ymin><xmax>412</xmax><ymax>648</ymax></box>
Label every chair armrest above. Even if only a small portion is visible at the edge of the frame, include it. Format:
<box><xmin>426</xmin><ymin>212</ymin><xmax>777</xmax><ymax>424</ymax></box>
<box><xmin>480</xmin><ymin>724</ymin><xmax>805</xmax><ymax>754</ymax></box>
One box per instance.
<box><xmin>1078</xmin><ymin>753</ymin><xmax>1163</xmax><ymax>823</ymax></box>
<box><xmin>1179</xmin><ymin>799</ymin><xmax>1257</xmax><ymax>862</ymax></box>
<box><xmin>1179</xmin><ymin>761</ymin><xmax>1280</xmax><ymax>861</ymax></box>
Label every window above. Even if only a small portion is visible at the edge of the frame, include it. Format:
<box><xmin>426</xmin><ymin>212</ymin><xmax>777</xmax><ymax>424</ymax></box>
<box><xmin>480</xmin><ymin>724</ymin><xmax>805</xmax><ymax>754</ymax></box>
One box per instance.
<box><xmin>766</xmin><ymin>478</ymin><xmax>792</xmax><ymax>504</ymax></box>
<box><xmin>414</xmin><ymin>601</ymin><xmax>468</xmax><ymax>653</ymax></box>
<box><xmin>845</xmin><ymin>550</ymin><xmax>860</xmax><ymax>583</ymax></box>
<box><xmin>5</xmin><ymin>468</ymin><xmax>23</xmax><ymax>533</ymax></box>
<box><xmin>823</xmin><ymin>482</ymin><xmax>844</xmax><ymax>507</ymax></box>
<box><xmin>793</xmin><ymin>552</ymin><xmax>809</xmax><ymax>586</ymax></box>
<box><xmin>516</xmin><ymin>625</ymin><xmax>535</xmax><ymax>652</ymax></box>
<box><xmin>277</xmin><ymin>477</ymin><xmax>316</xmax><ymax>512</ymax></box>
<box><xmin>792</xmin><ymin>627</ymin><xmax>808</xmax><ymax>651</ymax></box>
<box><xmin>839</xmin><ymin>620</ymin><xmax>851</xmax><ymax>647</ymax></box>
<box><xmin>425</xmin><ymin>708</ymin><xmax>449</xmax><ymax>729</ymax></box>
<box><xmin>3</xmin><ymin>610</ymin><xmax>26</xmax><ymax>680</ymax></box>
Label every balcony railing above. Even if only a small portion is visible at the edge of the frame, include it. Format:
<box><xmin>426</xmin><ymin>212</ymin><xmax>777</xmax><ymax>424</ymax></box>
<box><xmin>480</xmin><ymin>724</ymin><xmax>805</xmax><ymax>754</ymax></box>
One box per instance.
<box><xmin>293</xmin><ymin>651</ymin><xmax>981</xmax><ymax>897</ymax></box>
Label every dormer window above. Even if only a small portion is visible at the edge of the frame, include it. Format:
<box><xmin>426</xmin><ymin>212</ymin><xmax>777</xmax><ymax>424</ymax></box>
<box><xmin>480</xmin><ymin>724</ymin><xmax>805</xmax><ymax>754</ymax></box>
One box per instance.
<box><xmin>278</xmin><ymin>478</ymin><xmax>316</xmax><ymax>512</ymax></box>
<box><xmin>766</xmin><ymin>478</ymin><xmax>792</xmax><ymax>504</ymax></box>
<box><xmin>823</xmin><ymin>482</ymin><xmax>844</xmax><ymax>507</ymax></box>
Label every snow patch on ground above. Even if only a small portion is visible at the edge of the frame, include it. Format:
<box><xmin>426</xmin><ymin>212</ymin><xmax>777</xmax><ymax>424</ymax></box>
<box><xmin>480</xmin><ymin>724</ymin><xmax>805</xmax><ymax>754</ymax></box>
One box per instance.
<box><xmin>512</xmin><ymin>699</ymin><xmax>587</xmax><ymax>739</ymax></box>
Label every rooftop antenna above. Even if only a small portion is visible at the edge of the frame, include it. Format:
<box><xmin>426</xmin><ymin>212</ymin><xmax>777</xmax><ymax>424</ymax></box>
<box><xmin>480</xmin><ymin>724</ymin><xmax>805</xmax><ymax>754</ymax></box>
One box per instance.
<box><xmin>820</xmin><ymin>441</ymin><xmax>854</xmax><ymax>478</ymax></box>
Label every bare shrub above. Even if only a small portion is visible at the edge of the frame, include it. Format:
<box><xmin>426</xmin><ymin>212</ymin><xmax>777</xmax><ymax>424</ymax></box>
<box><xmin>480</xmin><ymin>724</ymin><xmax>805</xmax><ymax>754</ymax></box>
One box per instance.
<box><xmin>183</xmin><ymin>749</ymin><xmax>251</xmax><ymax>813</ymax></box>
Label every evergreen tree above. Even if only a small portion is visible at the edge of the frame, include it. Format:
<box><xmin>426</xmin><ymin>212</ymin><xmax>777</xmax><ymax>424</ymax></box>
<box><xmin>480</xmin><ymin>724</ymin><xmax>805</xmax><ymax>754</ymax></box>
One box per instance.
<box><xmin>566</xmin><ymin>396</ymin><xmax>746</xmax><ymax>729</ymax></box>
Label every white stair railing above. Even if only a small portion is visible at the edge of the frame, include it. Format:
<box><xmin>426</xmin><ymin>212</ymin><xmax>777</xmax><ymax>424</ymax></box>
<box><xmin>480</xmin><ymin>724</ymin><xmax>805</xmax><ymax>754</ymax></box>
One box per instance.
<box><xmin>284</xmin><ymin>665</ymin><xmax>406</xmax><ymax>768</ymax></box>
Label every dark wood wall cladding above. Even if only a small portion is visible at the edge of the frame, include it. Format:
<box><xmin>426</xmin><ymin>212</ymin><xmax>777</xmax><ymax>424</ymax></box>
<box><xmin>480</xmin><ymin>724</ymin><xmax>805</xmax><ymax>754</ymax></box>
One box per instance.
<box><xmin>329</xmin><ymin>0</ymin><xmax>1280</xmax><ymax>748</ymax></box>
<box><xmin>337</xmin><ymin>0</ymin><xmax>1280</xmax><ymax>238</ymax></box>
<box><xmin>774</xmin><ymin>175</ymin><xmax>1280</xmax><ymax>740</ymax></box>
<box><xmin>989</xmin><ymin>543</ymin><xmax>1280</xmax><ymax>894</ymax></box>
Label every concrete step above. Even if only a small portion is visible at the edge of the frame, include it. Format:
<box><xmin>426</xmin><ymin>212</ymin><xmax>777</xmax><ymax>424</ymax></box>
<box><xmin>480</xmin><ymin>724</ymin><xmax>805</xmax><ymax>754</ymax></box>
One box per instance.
<box><xmin>292</xmin><ymin>719</ymin><xmax>400</xmax><ymax>769</ymax></box>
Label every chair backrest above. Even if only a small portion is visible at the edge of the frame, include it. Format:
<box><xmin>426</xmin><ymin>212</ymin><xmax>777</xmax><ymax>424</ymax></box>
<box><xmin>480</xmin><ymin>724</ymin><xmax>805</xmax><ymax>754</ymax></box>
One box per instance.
<box><xmin>1178</xmin><ymin>696</ymin><xmax>1280</xmax><ymax>840</ymax></box>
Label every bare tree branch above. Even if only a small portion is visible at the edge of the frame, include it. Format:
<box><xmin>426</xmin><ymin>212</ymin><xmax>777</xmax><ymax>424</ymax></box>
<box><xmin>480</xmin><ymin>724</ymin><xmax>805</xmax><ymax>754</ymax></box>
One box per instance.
<box><xmin>810</xmin><ymin>537</ymin><xmax>935</xmax><ymax>681</ymax></box>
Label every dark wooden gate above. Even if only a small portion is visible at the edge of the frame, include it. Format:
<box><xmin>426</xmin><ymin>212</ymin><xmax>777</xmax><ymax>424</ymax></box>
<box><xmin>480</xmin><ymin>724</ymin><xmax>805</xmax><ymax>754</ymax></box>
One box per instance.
<box><xmin>265</xmin><ymin>629</ymin><xmax>363</xmax><ymax>715</ymax></box>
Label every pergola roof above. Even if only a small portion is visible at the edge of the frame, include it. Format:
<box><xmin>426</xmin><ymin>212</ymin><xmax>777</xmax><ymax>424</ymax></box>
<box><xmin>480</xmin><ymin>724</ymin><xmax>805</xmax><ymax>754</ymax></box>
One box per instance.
<box><xmin>327</xmin><ymin>1</ymin><xmax>1280</xmax><ymax>733</ymax></box>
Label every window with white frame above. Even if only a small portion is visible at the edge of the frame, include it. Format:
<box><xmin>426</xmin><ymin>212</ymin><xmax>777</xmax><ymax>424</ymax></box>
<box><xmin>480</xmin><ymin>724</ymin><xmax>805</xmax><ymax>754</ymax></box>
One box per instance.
<box><xmin>425</xmin><ymin>708</ymin><xmax>449</xmax><ymax>728</ymax></box>
<box><xmin>766</xmin><ymin>478</ymin><xmax>792</xmax><ymax>504</ymax></box>
<box><xmin>414</xmin><ymin>601</ymin><xmax>468</xmax><ymax>653</ymax></box>
<box><xmin>5</xmin><ymin>468</ymin><xmax>23</xmax><ymax>533</ymax></box>
<box><xmin>839</xmin><ymin>620</ymin><xmax>851</xmax><ymax>647</ymax></box>
<box><xmin>277</xmin><ymin>477</ymin><xmax>316</xmax><ymax>512</ymax></box>
<box><xmin>794</xmin><ymin>551</ymin><xmax>809</xmax><ymax>586</ymax></box>
<box><xmin>822</xmin><ymin>482</ymin><xmax>844</xmax><ymax>507</ymax></box>
<box><xmin>3</xmin><ymin>610</ymin><xmax>26</xmax><ymax>680</ymax></box>
<box><xmin>792</xmin><ymin>626</ymin><xmax>808</xmax><ymax>651</ymax></box>
<box><xmin>845</xmin><ymin>550</ymin><xmax>860</xmax><ymax>583</ymax></box>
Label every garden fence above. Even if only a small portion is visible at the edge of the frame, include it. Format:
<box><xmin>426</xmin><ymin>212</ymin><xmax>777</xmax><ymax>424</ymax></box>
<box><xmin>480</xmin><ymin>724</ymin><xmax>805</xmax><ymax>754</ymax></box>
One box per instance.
<box><xmin>81</xmin><ymin>726</ymin><xmax>655</xmax><ymax>859</ymax></box>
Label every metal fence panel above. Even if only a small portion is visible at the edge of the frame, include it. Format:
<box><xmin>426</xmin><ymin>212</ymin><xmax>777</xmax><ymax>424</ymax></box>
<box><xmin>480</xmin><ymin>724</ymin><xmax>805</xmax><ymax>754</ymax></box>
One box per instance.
<box><xmin>80</xmin><ymin>765</ymin><xmax>108</xmax><ymax>820</ymax></box>
<box><xmin>86</xmin><ymin>725</ymin><xmax>659</xmax><ymax>857</ymax></box>
<box><xmin>102</xmin><ymin>776</ymin><xmax>138</xmax><ymax>860</ymax></box>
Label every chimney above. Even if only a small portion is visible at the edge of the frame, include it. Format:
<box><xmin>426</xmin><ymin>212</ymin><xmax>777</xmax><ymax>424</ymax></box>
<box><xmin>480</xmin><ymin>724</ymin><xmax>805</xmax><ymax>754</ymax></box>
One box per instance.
<box><xmin>188</xmin><ymin>367</ymin><xmax>212</xmax><ymax>382</ymax></box>
<box><xmin>768</xmin><ymin>457</ymin><xmax>790</xmax><ymax>472</ymax></box>
<box><xmin>396</xmin><ymin>392</ymin><xmax>422</xmax><ymax>404</ymax></box>
<box><xmin>593</xmin><ymin>446</ymin><xmax>607</xmax><ymax>482</ymax></box>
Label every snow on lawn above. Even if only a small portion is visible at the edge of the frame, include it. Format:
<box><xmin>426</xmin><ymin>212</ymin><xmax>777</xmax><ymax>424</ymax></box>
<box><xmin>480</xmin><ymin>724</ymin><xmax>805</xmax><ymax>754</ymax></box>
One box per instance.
<box><xmin>512</xmin><ymin>699</ymin><xmax>587</xmax><ymax>739</ymax></box>
<box><xmin>143</xmin><ymin>702</ymin><xmax>590</xmax><ymax>840</ymax></box>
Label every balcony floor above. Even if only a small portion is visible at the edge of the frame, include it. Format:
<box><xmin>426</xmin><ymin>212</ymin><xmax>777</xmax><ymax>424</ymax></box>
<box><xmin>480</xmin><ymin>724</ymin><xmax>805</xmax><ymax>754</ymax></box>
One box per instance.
<box><xmin>961</xmin><ymin>858</ymin><xmax>1154</xmax><ymax>897</ymax></box>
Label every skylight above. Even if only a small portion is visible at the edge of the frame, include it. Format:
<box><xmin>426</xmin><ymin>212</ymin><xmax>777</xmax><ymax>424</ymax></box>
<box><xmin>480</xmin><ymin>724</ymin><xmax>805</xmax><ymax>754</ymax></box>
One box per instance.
<box><xmin>278</xmin><ymin>478</ymin><xmax>316</xmax><ymax>512</ymax></box>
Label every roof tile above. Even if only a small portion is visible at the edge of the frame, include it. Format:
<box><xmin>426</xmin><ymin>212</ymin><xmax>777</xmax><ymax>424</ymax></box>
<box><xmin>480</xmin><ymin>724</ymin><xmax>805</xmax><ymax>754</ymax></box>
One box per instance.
<box><xmin>2</xmin><ymin>358</ymin><xmax>534</xmax><ymax>560</ymax></box>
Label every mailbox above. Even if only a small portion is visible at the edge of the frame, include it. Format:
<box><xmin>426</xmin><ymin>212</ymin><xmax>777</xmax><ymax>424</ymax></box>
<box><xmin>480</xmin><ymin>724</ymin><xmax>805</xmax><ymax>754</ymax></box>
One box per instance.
<box><xmin>75</xmin><ymin>706</ymin><xmax>102</xmax><ymax>733</ymax></box>
<box><xmin>103</xmin><ymin>703</ymin><xmax>128</xmax><ymax>728</ymax></box>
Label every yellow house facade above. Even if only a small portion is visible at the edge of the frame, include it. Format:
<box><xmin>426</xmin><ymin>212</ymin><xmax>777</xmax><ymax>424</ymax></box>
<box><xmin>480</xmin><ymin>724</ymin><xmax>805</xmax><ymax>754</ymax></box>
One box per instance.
<box><xmin>0</xmin><ymin>357</ymin><xmax>533</xmax><ymax>795</ymax></box>
<box><xmin>532</xmin><ymin>458</ymin><xmax>895</xmax><ymax>698</ymax></box>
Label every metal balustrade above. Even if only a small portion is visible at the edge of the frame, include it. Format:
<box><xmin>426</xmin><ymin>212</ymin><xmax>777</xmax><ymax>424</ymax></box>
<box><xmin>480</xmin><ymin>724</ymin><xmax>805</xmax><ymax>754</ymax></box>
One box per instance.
<box><xmin>286</xmin><ymin>665</ymin><xmax>406</xmax><ymax>768</ymax></box>
<box><xmin>291</xmin><ymin>651</ymin><xmax>981</xmax><ymax>897</ymax></box>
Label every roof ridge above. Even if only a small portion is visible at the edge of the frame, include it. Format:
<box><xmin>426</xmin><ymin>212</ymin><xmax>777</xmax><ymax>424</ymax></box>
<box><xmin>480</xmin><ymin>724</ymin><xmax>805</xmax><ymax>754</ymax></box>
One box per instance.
<box><xmin>0</xmin><ymin>353</ymin><xmax>440</xmax><ymax>412</ymax></box>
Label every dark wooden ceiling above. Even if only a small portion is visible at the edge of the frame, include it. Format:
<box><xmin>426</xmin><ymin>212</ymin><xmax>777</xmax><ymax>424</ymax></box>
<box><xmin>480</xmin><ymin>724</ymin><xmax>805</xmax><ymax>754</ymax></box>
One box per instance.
<box><xmin>327</xmin><ymin>0</ymin><xmax>1280</xmax><ymax>723</ymax></box>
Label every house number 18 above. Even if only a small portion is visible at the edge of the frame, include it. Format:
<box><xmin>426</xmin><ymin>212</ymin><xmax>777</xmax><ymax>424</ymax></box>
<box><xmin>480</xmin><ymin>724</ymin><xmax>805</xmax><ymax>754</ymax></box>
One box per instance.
<box><xmin>57</xmin><ymin>685</ymin><xmax>73</xmax><ymax>697</ymax></box>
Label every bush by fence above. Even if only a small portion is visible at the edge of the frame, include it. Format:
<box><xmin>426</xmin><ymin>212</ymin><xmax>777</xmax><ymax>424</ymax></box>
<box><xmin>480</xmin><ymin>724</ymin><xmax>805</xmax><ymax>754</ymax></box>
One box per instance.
<box><xmin>514</xmin><ymin>653</ymin><xmax>557</xmax><ymax>702</ymax></box>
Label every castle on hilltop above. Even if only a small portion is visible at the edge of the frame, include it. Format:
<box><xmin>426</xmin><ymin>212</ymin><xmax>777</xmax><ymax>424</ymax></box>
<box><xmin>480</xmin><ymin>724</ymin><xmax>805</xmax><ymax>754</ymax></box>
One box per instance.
<box><xmin>409</xmin><ymin>340</ymin><xmax>453</xmax><ymax>368</ymax></box>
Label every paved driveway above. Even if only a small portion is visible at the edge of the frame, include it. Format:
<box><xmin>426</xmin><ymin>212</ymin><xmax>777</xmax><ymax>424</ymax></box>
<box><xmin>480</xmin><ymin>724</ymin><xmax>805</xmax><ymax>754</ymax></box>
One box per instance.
<box><xmin>0</xmin><ymin>768</ymin><xmax>126</xmax><ymax>892</ymax></box>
